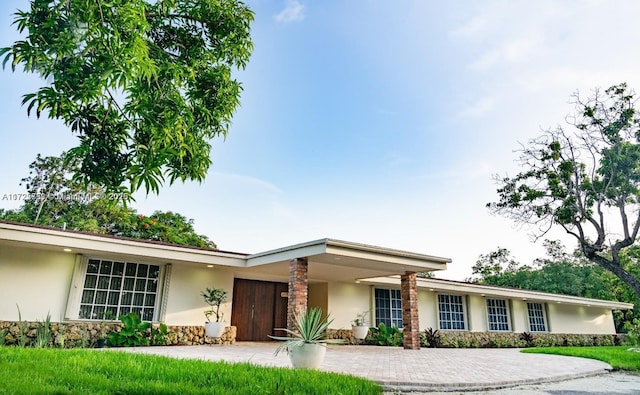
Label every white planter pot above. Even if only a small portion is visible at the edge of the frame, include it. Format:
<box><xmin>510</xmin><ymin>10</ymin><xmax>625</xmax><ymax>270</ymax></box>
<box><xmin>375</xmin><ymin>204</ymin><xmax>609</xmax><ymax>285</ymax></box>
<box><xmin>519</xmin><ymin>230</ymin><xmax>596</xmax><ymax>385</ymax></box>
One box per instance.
<box><xmin>352</xmin><ymin>325</ymin><xmax>369</xmax><ymax>340</ymax></box>
<box><xmin>288</xmin><ymin>343</ymin><xmax>327</xmax><ymax>369</ymax></box>
<box><xmin>205</xmin><ymin>322</ymin><xmax>227</xmax><ymax>338</ymax></box>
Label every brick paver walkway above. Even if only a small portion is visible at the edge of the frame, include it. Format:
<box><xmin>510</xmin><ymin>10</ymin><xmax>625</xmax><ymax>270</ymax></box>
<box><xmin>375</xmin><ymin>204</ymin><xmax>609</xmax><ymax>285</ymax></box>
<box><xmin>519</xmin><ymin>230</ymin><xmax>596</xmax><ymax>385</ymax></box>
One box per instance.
<box><xmin>115</xmin><ymin>343</ymin><xmax>611</xmax><ymax>391</ymax></box>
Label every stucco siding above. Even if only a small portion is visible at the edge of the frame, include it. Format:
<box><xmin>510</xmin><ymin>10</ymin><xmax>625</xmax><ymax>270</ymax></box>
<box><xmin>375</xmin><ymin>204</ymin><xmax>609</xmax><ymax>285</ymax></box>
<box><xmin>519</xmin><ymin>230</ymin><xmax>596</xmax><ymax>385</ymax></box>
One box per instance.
<box><xmin>0</xmin><ymin>245</ymin><xmax>75</xmax><ymax>321</ymax></box>
<box><xmin>417</xmin><ymin>290</ymin><xmax>437</xmax><ymax>330</ymax></box>
<box><xmin>547</xmin><ymin>303</ymin><xmax>615</xmax><ymax>334</ymax></box>
<box><xmin>308</xmin><ymin>283</ymin><xmax>328</xmax><ymax>317</ymax></box>
<box><xmin>467</xmin><ymin>295</ymin><xmax>488</xmax><ymax>332</ymax></box>
<box><xmin>326</xmin><ymin>282</ymin><xmax>371</xmax><ymax>328</ymax></box>
<box><xmin>164</xmin><ymin>264</ymin><xmax>235</xmax><ymax>326</ymax></box>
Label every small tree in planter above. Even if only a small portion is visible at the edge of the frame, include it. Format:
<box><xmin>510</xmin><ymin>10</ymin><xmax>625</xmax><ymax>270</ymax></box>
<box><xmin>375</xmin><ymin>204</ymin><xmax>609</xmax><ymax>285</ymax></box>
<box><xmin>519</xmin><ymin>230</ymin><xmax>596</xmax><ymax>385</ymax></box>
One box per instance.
<box><xmin>201</xmin><ymin>287</ymin><xmax>228</xmax><ymax>338</ymax></box>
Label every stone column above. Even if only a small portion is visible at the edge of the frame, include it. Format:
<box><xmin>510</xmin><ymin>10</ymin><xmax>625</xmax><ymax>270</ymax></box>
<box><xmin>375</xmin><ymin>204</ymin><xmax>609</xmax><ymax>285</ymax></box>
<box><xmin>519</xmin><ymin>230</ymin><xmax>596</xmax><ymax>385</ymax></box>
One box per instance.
<box><xmin>401</xmin><ymin>271</ymin><xmax>420</xmax><ymax>350</ymax></box>
<box><xmin>287</xmin><ymin>257</ymin><xmax>308</xmax><ymax>333</ymax></box>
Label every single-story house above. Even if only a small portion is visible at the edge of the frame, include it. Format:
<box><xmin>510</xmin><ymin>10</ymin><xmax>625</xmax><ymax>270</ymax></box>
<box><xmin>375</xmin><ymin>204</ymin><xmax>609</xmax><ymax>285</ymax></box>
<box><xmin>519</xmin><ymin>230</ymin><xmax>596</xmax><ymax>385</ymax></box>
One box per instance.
<box><xmin>0</xmin><ymin>220</ymin><xmax>632</xmax><ymax>349</ymax></box>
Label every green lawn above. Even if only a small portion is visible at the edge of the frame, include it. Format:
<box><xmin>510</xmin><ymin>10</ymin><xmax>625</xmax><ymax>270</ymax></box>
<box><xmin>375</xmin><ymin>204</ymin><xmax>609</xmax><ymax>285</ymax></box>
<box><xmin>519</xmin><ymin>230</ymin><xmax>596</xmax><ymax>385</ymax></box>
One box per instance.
<box><xmin>522</xmin><ymin>346</ymin><xmax>640</xmax><ymax>372</ymax></box>
<box><xmin>0</xmin><ymin>347</ymin><xmax>382</xmax><ymax>395</ymax></box>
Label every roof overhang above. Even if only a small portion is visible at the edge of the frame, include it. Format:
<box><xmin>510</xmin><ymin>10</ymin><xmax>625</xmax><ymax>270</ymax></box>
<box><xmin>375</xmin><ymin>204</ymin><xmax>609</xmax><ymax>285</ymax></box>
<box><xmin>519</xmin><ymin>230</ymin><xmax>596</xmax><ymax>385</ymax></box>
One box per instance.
<box><xmin>241</xmin><ymin>239</ymin><xmax>451</xmax><ymax>282</ymax></box>
<box><xmin>361</xmin><ymin>276</ymin><xmax>634</xmax><ymax>310</ymax></box>
<box><xmin>0</xmin><ymin>221</ymin><xmax>247</xmax><ymax>267</ymax></box>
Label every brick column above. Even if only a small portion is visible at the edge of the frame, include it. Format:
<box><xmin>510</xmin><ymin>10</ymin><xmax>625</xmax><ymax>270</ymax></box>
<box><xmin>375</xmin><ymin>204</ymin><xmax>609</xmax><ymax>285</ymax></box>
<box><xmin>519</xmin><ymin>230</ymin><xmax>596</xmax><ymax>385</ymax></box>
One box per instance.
<box><xmin>287</xmin><ymin>257</ymin><xmax>308</xmax><ymax>333</ymax></box>
<box><xmin>401</xmin><ymin>272</ymin><xmax>420</xmax><ymax>350</ymax></box>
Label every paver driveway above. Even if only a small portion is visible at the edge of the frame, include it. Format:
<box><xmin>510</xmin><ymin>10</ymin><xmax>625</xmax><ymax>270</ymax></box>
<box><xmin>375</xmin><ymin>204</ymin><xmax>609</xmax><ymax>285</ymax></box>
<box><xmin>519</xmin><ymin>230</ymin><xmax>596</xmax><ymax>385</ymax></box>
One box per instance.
<box><xmin>114</xmin><ymin>342</ymin><xmax>614</xmax><ymax>392</ymax></box>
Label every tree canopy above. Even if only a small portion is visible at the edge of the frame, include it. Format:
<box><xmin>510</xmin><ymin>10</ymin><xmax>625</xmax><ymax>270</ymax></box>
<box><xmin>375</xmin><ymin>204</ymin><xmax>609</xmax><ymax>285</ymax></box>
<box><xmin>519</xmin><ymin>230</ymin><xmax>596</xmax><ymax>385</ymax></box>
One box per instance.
<box><xmin>488</xmin><ymin>83</ymin><xmax>640</xmax><ymax>296</ymax></box>
<box><xmin>0</xmin><ymin>0</ymin><xmax>254</xmax><ymax>199</ymax></box>
<box><xmin>1</xmin><ymin>152</ymin><xmax>216</xmax><ymax>249</ymax></box>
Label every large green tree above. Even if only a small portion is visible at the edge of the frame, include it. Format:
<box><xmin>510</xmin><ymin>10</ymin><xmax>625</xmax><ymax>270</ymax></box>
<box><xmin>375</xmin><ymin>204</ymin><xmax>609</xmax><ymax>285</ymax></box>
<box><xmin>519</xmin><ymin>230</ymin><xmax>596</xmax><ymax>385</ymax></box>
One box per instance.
<box><xmin>488</xmin><ymin>83</ymin><xmax>640</xmax><ymax>296</ymax></box>
<box><xmin>1</xmin><ymin>0</ymin><xmax>254</xmax><ymax>199</ymax></box>
<box><xmin>1</xmin><ymin>153</ymin><xmax>216</xmax><ymax>249</ymax></box>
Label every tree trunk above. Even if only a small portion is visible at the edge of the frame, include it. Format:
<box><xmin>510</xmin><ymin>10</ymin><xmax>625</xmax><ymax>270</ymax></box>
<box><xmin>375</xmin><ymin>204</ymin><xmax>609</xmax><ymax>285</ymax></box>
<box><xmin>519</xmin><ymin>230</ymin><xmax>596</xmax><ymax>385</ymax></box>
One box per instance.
<box><xmin>588</xmin><ymin>254</ymin><xmax>640</xmax><ymax>296</ymax></box>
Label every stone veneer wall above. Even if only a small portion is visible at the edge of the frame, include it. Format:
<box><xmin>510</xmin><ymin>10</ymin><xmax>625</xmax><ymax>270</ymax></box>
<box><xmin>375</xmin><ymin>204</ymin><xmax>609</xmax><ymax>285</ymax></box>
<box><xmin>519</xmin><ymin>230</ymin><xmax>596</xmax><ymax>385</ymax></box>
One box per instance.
<box><xmin>326</xmin><ymin>327</ymin><xmax>624</xmax><ymax>348</ymax></box>
<box><xmin>0</xmin><ymin>321</ymin><xmax>236</xmax><ymax>348</ymax></box>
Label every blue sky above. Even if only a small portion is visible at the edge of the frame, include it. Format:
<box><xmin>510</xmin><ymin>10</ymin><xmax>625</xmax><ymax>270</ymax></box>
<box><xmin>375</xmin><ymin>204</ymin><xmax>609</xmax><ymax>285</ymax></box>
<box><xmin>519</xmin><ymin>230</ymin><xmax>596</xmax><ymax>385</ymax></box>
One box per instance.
<box><xmin>2</xmin><ymin>0</ymin><xmax>640</xmax><ymax>279</ymax></box>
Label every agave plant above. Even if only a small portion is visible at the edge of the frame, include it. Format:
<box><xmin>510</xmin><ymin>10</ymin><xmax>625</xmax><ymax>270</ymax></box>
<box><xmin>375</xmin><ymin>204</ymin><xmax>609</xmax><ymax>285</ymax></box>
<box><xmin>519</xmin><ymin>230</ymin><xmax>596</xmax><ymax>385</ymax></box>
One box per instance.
<box><xmin>269</xmin><ymin>307</ymin><xmax>344</xmax><ymax>355</ymax></box>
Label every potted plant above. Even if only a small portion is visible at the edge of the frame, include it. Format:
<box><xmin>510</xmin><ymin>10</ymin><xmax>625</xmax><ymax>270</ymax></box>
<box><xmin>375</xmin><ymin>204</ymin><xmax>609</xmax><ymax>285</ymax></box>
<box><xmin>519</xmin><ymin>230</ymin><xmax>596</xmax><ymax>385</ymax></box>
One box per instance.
<box><xmin>201</xmin><ymin>287</ymin><xmax>228</xmax><ymax>338</ymax></box>
<box><xmin>269</xmin><ymin>307</ymin><xmax>344</xmax><ymax>369</ymax></box>
<box><xmin>351</xmin><ymin>311</ymin><xmax>369</xmax><ymax>340</ymax></box>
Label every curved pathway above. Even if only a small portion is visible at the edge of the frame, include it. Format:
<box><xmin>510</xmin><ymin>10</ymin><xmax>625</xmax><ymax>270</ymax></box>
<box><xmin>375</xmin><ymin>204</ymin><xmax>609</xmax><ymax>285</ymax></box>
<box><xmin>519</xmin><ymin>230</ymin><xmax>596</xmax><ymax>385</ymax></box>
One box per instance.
<box><xmin>115</xmin><ymin>343</ymin><xmax>613</xmax><ymax>392</ymax></box>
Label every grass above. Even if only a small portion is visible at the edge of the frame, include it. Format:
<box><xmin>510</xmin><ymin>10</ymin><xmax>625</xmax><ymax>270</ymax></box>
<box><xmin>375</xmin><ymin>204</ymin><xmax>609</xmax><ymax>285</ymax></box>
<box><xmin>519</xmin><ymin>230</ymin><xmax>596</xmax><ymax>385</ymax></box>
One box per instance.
<box><xmin>522</xmin><ymin>346</ymin><xmax>640</xmax><ymax>372</ymax></box>
<box><xmin>0</xmin><ymin>347</ymin><xmax>382</xmax><ymax>395</ymax></box>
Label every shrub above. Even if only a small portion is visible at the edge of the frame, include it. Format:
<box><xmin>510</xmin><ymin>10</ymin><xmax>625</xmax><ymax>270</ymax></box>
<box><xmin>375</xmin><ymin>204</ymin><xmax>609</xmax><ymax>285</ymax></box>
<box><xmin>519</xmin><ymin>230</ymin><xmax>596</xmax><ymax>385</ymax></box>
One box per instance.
<box><xmin>421</xmin><ymin>328</ymin><xmax>441</xmax><ymax>348</ymax></box>
<box><xmin>368</xmin><ymin>323</ymin><xmax>403</xmax><ymax>346</ymax></box>
<box><xmin>107</xmin><ymin>312</ymin><xmax>170</xmax><ymax>347</ymax></box>
<box><xmin>623</xmin><ymin>318</ymin><xmax>640</xmax><ymax>347</ymax></box>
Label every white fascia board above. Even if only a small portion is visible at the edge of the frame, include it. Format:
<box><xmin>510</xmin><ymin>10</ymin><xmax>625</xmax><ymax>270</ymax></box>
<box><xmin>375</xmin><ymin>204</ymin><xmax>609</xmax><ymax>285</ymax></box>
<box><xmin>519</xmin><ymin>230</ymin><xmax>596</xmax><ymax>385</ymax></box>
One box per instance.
<box><xmin>361</xmin><ymin>276</ymin><xmax>634</xmax><ymax>310</ymax></box>
<box><xmin>0</xmin><ymin>223</ymin><xmax>247</xmax><ymax>267</ymax></box>
<box><xmin>326</xmin><ymin>239</ymin><xmax>452</xmax><ymax>264</ymax></box>
<box><xmin>246</xmin><ymin>239</ymin><xmax>329</xmax><ymax>267</ymax></box>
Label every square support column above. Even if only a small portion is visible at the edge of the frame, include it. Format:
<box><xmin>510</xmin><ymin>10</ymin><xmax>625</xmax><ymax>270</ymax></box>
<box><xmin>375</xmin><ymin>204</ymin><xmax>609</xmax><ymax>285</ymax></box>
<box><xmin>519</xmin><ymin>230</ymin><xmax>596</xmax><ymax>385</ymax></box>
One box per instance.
<box><xmin>287</xmin><ymin>257</ymin><xmax>308</xmax><ymax>333</ymax></box>
<box><xmin>401</xmin><ymin>272</ymin><xmax>420</xmax><ymax>350</ymax></box>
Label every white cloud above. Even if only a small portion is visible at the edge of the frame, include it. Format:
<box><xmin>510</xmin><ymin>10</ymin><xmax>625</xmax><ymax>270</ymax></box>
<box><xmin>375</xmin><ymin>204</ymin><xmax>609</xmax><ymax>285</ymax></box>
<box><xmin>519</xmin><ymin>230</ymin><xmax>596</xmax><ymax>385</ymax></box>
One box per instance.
<box><xmin>274</xmin><ymin>0</ymin><xmax>305</xmax><ymax>24</ymax></box>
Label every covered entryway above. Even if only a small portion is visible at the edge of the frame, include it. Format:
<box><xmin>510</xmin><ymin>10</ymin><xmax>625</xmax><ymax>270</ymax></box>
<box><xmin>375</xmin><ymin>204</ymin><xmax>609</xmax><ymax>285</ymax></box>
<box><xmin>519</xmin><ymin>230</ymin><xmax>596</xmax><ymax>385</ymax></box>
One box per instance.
<box><xmin>230</xmin><ymin>278</ymin><xmax>288</xmax><ymax>341</ymax></box>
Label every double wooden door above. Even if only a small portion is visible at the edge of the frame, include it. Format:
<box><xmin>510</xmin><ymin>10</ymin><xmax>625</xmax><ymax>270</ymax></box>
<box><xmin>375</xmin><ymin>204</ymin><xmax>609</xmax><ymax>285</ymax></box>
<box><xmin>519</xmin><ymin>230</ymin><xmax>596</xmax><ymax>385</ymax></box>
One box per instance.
<box><xmin>230</xmin><ymin>278</ymin><xmax>288</xmax><ymax>341</ymax></box>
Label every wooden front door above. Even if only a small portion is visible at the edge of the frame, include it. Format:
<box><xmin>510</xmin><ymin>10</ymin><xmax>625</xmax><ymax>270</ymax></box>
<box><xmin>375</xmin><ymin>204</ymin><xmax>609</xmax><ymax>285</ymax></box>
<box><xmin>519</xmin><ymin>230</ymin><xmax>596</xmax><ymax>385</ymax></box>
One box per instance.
<box><xmin>231</xmin><ymin>278</ymin><xmax>288</xmax><ymax>341</ymax></box>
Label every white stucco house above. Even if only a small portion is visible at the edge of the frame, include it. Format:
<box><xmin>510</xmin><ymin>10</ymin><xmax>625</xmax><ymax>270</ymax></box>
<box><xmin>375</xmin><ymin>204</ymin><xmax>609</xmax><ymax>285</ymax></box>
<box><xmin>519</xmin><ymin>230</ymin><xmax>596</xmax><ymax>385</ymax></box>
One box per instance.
<box><xmin>0</xmin><ymin>220</ymin><xmax>632</xmax><ymax>349</ymax></box>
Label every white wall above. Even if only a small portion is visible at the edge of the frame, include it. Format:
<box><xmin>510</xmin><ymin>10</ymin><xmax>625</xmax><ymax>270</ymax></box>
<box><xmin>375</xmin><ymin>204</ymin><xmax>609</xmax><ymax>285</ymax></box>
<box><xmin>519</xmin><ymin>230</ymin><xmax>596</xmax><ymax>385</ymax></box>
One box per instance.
<box><xmin>0</xmin><ymin>245</ymin><xmax>75</xmax><ymax>321</ymax></box>
<box><xmin>326</xmin><ymin>282</ymin><xmax>371</xmax><ymax>329</ymax></box>
<box><xmin>547</xmin><ymin>303</ymin><xmax>615</xmax><ymax>334</ymax></box>
<box><xmin>164</xmin><ymin>264</ymin><xmax>235</xmax><ymax>326</ymax></box>
<box><xmin>417</xmin><ymin>290</ymin><xmax>437</xmax><ymax>330</ymax></box>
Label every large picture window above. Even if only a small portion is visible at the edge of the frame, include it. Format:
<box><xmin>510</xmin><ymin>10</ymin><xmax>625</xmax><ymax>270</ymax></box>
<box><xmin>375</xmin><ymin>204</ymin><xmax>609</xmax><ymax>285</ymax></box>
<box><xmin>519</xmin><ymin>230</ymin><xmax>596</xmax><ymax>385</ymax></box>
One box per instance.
<box><xmin>438</xmin><ymin>294</ymin><xmax>466</xmax><ymax>330</ymax></box>
<box><xmin>78</xmin><ymin>258</ymin><xmax>162</xmax><ymax>322</ymax></box>
<box><xmin>486</xmin><ymin>298</ymin><xmax>510</xmax><ymax>331</ymax></box>
<box><xmin>527</xmin><ymin>302</ymin><xmax>547</xmax><ymax>332</ymax></box>
<box><xmin>374</xmin><ymin>288</ymin><xmax>403</xmax><ymax>328</ymax></box>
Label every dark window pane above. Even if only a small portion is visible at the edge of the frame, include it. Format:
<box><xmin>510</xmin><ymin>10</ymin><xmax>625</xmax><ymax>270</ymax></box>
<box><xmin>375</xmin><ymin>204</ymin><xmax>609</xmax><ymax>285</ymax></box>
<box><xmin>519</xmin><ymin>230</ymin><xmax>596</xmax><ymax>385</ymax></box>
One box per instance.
<box><xmin>84</xmin><ymin>275</ymin><xmax>97</xmax><ymax>289</ymax></box>
<box><xmin>145</xmin><ymin>294</ymin><xmax>155</xmax><ymax>307</ymax></box>
<box><xmin>95</xmin><ymin>291</ymin><xmax>107</xmax><ymax>305</ymax></box>
<box><xmin>147</xmin><ymin>280</ymin><xmax>157</xmax><ymax>292</ymax></box>
<box><xmin>81</xmin><ymin>290</ymin><xmax>94</xmax><ymax>304</ymax></box>
<box><xmin>148</xmin><ymin>265</ymin><xmax>160</xmax><ymax>279</ymax></box>
<box><xmin>137</xmin><ymin>264</ymin><xmax>149</xmax><ymax>277</ymax></box>
<box><xmin>100</xmin><ymin>261</ymin><xmax>112</xmax><ymax>275</ymax></box>
<box><xmin>87</xmin><ymin>260</ymin><xmax>100</xmax><ymax>273</ymax></box>
<box><xmin>123</xmin><ymin>278</ymin><xmax>135</xmax><ymax>291</ymax></box>
<box><xmin>113</xmin><ymin>262</ymin><xmax>125</xmax><ymax>276</ymax></box>
<box><xmin>110</xmin><ymin>277</ymin><xmax>122</xmax><ymax>291</ymax></box>
<box><xmin>125</xmin><ymin>263</ymin><xmax>137</xmax><ymax>276</ymax></box>
<box><xmin>135</xmin><ymin>279</ymin><xmax>146</xmax><ymax>292</ymax></box>
<box><xmin>98</xmin><ymin>276</ymin><xmax>110</xmax><ymax>290</ymax></box>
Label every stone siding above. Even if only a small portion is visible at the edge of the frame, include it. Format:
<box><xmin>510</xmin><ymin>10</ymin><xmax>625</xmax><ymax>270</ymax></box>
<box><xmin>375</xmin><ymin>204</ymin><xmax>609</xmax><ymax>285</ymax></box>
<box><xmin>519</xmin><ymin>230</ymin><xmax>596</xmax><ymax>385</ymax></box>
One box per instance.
<box><xmin>0</xmin><ymin>320</ymin><xmax>236</xmax><ymax>347</ymax></box>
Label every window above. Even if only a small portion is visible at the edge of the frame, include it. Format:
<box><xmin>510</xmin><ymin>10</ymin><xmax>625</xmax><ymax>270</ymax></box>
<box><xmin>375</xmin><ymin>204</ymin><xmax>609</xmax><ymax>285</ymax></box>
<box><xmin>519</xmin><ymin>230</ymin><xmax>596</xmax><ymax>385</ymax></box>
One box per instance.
<box><xmin>438</xmin><ymin>294</ymin><xmax>466</xmax><ymax>330</ymax></box>
<box><xmin>374</xmin><ymin>288</ymin><xmax>403</xmax><ymax>328</ymax></box>
<box><xmin>527</xmin><ymin>302</ymin><xmax>547</xmax><ymax>332</ymax></box>
<box><xmin>78</xmin><ymin>258</ymin><xmax>163</xmax><ymax>322</ymax></box>
<box><xmin>486</xmin><ymin>298</ymin><xmax>510</xmax><ymax>331</ymax></box>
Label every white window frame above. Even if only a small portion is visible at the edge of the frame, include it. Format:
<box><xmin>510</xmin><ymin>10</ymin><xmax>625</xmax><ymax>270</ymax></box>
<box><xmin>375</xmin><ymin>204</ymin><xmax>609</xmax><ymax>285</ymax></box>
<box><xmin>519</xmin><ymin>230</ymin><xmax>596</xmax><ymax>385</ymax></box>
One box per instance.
<box><xmin>526</xmin><ymin>302</ymin><xmax>548</xmax><ymax>332</ymax></box>
<box><xmin>374</xmin><ymin>288</ymin><xmax>403</xmax><ymax>328</ymax></box>
<box><xmin>65</xmin><ymin>256</ymin><xmax>169</xmax><ymax>322</ymax></box>
<box><xmin>437</xmin><ymin>293</ymin><xmax>467</xmax><ymax>331</ymax></box>
<box><xmin>486</xmin><ymin>298</ymin><xmax>511</xmax><ymax>332</ymax></box>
